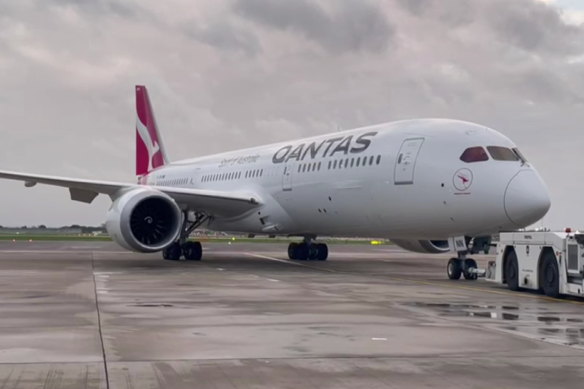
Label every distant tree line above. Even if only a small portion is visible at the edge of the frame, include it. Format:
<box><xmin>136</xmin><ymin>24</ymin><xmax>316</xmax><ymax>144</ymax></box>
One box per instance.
<box><xmin>0</xmin><ymin>224</ymin><xmax>106</xmax><ymax>233</ymax></box>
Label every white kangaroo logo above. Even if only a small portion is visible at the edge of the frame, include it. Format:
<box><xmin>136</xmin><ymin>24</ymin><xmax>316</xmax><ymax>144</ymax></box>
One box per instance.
<box><xmin>136</xmin><ymin>116</ymin><xmax>160</xmax><ymax>172</ymax></box>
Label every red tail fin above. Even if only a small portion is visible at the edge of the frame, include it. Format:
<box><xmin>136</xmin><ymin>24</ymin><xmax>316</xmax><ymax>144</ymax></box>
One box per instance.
<box><xmin>136</xmin><ymin>85</ymin><xmax>168</xmax><ymax>176</ymax></box>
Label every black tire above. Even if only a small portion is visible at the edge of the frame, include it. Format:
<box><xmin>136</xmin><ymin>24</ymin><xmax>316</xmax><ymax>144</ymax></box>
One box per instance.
<box><xmin>308</xmin><ymin>245</ymin><xmax>319</xmax><ymax>260</ymax></box>
<box><xmin>541</xmin><ymin>253</ymin><xmax>560</xmax><ymax>298</ymax></box>
<box><xmin>463</xmin><ymin>258</ymin><xmax>478</xmax><ymax>280</ymax></box>
<box><xmin>447</xmin><ymin>258</ymin><xmax>462</xmax><ymax>280</ymax></box>
<box><xmin>505</xmin><ymin>251</ymin><xmax>520</xmax><ymax>291</ymax></box>
<box><xmin>183</xmin><ymin>242</ymin><xmax>202</xmax><ymax>261</ymax></box>
<box><xmin>288</xmin><ymin>243</ymin><xmax>298</xmax><ymax>260</ymax></box>
<box><xmin>295</xmin><ymin>243</ymin><xmax>309</xmax><ymax>260</ymax></box>
<box><xmin>317</xmin><ymin>243</ymin><xmax>328</xmax><ymax>261</ymax></box>
<box><xmin>163</xmin><ymin>243</ymin><xmax>182</xmax><ymax>261</ymax></box>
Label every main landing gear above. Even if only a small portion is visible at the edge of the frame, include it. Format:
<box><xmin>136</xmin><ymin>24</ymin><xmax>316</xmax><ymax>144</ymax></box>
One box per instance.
<box><xmin>288</xmin><ymin>238</ymin><xmax>328</xmax><ymax>261</ymax></box>
<box><xmin>162</xmin><ymin>212</ymin><xmax>209</xmax><ymax>261</ymax></box>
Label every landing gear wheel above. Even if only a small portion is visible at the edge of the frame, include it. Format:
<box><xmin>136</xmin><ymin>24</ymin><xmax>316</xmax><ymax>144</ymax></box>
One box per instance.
<box><xmin>541</xmin><ymin>253</ymin><xmax>560</xmax><ymax>298</ymax></box>
<box><xmin>316</xmin><ymin>243</ymin><xmax>328</xmax><ymax>261</ymax></box>
<box><xmin>294</xmin><ymin>243</ymin><xmax>309</xmax><ymax>260</ymax></box>
<box><xmin>505</xmin><ymin>251</ymin><xmax>520</xmax><ymax>291</ymax></box>
<box><xmin>308</xmin><ymin>245</ymin><xmax>320</xmax><ymax>260</ymax></box>
<box><xmin>288</xmin><ymin>243</ymin><xmax>298</xmax><ymax>260</ymax></box>
<box><xmin>183</xmin><ymin>241</ymin><xmax>202</xmax><ymax>261</ymax></box>
<box><xmin>447</xmin><ymin>258</ymin><xmax>462</xmax><ymax>280</ymax></box>
<box><xmin>463</xmin><ymin>258</ymin><xmax>478</xmax><ymax>280</ymax></box>
<box><xmin>163</xmin><ymin>243</ymin><xmax>182</xmax><ymax>261</ymax></box>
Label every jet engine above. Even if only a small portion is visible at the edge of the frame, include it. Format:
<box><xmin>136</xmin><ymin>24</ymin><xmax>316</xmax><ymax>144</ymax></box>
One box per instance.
<box><xmin>105</xmin><ymin>188</ymin><xmax>182</xmax><ymax>252</ymax></box>
<box><xmin>391</xmin><ymin>239</ymin><xmax>450</xmax><ymax>254</ymax></box>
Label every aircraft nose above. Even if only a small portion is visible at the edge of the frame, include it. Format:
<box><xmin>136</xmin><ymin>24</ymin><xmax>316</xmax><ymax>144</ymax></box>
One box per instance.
<box><xmin>504</xmin><ymin>170</ymin><xmax>551</xmax><ymax>227</ymax></box>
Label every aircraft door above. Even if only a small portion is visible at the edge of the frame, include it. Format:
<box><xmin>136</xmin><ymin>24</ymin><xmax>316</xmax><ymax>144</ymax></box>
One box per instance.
<box><xmin>394</xmin><ymin>137</ymin><xmax>424</xmax><ymax>185</ymax></box>
<box><xmin>282</xmin><ymin>164</ymin><xmax>293</xmax><ymax>191</ymax></box>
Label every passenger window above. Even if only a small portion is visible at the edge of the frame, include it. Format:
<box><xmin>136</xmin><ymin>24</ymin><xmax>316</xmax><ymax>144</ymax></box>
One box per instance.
<box><xmin>333</xmin><ymin>160</ymin><xmax>337</xmax><ymax>169</ymax></box>
<box><xmin>369</xmin><ymin>156</ymin><xmax>374</xmax><ymax>165</ymax></box>
<box><xmin>344</xmin><ymin>159</ymin><xmax>349</xmax><ymax>168</ymax></box>
<box><xmin>376</xmin><ymin>155</ymin><xmax>381</xmax><ymax>165</ymax></box>
<box><xmin>356</xmin><ymin>157</ymin><xmax>360</xmax><ymax>167</ymax></box>
<box><xmin>487</xmin><ymin>146</ymin><xmax>519</xmax><ymax>161</ymax></box>
<box><xmin>327</xmin><ymin>161</ymin><xmax>331</xmax><ymax>170</ymax></box>
<box><xmin>460</xmin><ymin>147</ymin><xmax>489</xmax><ymax>163</ymax></box>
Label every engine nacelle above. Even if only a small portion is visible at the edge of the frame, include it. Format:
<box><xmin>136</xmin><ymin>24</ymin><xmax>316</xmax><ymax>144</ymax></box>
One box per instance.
<box><xmin>106</xmin><ymin>188</ymin><xmax>182</xmax><ymax>252</ymax></box>
<box><xmin>391</xmin><ymin>239</ymin><xmax>450</xmax><ymax>254</ymax></box>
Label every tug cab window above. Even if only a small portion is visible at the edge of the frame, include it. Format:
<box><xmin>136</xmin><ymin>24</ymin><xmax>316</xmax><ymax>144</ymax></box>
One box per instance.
<box><xmin>460</xmin><ymin>147</ymin><xmax>489</xmax><ymax>163</ymax></box>
<box><xmin>487</xmin><ymin>146</ymin><xmax>519</xmax><ymax>161</ymax></box>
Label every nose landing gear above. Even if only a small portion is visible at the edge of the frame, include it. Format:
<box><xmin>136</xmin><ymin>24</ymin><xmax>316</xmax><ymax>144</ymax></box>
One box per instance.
<box><xmin>447</xmin><ymin>236</ymin><xmax>481</xmax><ymax>280</ymax></box>
<box><xmin>447</xmin><ymin>257</ymin><xmax>478</xmax><ymax>280</ymax></box>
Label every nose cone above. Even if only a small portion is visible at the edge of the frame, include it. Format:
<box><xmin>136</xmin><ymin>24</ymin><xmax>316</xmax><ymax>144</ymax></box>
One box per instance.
<box><xmin>504</xmin><ymin>170</ymin><xmax>551</xmax><ymax>227</ymax></box>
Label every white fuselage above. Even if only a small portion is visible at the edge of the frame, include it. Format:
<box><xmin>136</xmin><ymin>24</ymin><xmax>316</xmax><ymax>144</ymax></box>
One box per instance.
<box><xmin>143</xmin><ymin>119</ymin><xmax>550</xmax><ymax>240</ymax></box>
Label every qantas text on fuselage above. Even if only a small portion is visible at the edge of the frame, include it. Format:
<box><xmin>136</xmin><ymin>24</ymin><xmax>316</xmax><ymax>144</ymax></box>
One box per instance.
<box><xmin>272</xmin><ymin>132</ymin><xmax>377</xmax><ymax>164</ymax></box>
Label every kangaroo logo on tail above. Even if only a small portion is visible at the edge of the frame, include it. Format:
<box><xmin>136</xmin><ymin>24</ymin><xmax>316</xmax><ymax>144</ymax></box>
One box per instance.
<box><xmin>135</xmin><ymin>85</ymin><xmax>168</xmax><ymax>177</ymax></box>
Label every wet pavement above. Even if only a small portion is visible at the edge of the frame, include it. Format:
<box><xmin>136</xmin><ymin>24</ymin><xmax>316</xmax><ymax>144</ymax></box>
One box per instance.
<box><xmin>0</xmin><ymin>241</ymin><xmax>584</xmax><ymax>388</ymax></box>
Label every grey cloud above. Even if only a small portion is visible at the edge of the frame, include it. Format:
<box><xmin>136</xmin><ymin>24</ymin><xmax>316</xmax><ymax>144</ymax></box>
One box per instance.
<box><xmin>47</xmin><ymin>0</ymin><xmax>142</xmax><ymax>19</ymax></box>
<box><xmin>396</xmin><ymin>0</ymin><xmax>584</xmax><ymax>55</ymax></box>
<box><xmin>185</xmin><ymin>21</ymin><xmax>261</xmax><ymax>56</ymax></box>
<box><xmin>233</xmin><ymin>0</ymin><xmax>393</xmax><ymax>53</ymax></box>
<box><xmin>488</xmin><ymin>0</ymin><xmax>583</xmax><ymax>54</ymax></box>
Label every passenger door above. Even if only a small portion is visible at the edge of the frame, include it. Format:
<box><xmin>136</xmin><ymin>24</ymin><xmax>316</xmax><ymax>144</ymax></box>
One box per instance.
<box><xmin>394</xmin><ymin>138</ymin><xmax>424</xmax><ymax>185</ymax></box>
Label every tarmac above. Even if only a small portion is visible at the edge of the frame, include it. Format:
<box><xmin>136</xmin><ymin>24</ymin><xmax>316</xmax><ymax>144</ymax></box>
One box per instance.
<box><xmin>1</xmin><ymin>241</ymin><xmax>584</xmax><ymax>388</ymax></box>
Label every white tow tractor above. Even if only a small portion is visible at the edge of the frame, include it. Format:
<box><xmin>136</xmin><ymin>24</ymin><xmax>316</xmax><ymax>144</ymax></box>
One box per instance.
<box><xmin>486</xmin><ymin>231</ymin><xmax>584</xmax><ymax>298</ymax></box>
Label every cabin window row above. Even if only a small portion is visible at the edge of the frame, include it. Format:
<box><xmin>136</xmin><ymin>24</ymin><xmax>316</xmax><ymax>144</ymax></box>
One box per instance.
<box><xmin>201</xmin><ymin>169</ymin><xmax>264</xmax><ymax>183</ymax></box>
<box><xmin>297</xmin><ymin>155</ymin><xmax>382</xmax><ymax>173</ymax></box>
<box><xmin>158</xmin><ymin>178</ymin><xmax>188</xmax><ymax>186</ymax></box>
<box><xmin>328</xmin><ymin>155</ymin><xmax>381</xmax><ymax>170</ymax></box>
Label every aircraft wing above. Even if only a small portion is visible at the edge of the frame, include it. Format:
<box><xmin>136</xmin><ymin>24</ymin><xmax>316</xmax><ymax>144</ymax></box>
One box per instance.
<box><xmin>0</xmin><ymin>170</ymin><xmax>261</xmax><ymax>217</ymax></box>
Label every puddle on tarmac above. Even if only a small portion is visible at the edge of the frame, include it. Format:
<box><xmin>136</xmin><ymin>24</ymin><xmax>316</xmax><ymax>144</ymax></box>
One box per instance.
<box><xmin>405</xmin><ymin>302</ymin><xmax>584</xmax><ymax>347</ymax></box>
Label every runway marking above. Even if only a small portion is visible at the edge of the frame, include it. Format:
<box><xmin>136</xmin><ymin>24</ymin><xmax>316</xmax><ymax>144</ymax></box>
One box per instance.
<box><xmin>247</xmin><ymin>253</ymin><xmax>303</xmax><ymax>266</ymax></box>
<box><xmin>247</xmin><ymin>253</ymin><xmax>584</xmax><ymax>306</ymax></box>
<box><xmin>371</xmin><ymin>337</ymin><xmax>388</xmax><ymax>341</ymax></box>
<box><xmin>247</xmin><ymin>253</ymin><xmax>338</xmax><ymax>273</ymax></box>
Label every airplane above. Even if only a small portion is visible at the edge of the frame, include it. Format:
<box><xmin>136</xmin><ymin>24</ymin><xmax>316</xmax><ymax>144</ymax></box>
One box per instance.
<box><xmin>0</xmin><ymin>85</ymin><xmax>551</xmax><ymax>280</ymax></box>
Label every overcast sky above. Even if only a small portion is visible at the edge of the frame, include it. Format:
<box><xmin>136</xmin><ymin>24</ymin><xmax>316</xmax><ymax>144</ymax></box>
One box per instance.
<box><xmin>0</xmin><ymin>0</ymin><xmax>583</xmax><ymax>229</ymax></box>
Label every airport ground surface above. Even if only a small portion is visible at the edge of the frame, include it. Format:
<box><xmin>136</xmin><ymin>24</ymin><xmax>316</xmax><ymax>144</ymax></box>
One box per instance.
<box><xmin>1</xmin><ymin>241</ymin><xmax>584</xmax><ymax>388</ymax></box>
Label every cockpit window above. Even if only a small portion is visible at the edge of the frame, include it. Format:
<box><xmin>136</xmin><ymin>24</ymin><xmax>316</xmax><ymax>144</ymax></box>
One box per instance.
<box><xmin>487</xmin><ymin>146</ymin><xmax>519</xmax><ymax>161</ymax></box>
<box><xmin>512</xmin><ymin>148</ymin><xmax>528</xmax><ymax>163</ymax></box>
<box><xmin>460</xmin><ymin>147</ymin><xmax>489</xmax><ymax>163</ymax></box>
